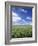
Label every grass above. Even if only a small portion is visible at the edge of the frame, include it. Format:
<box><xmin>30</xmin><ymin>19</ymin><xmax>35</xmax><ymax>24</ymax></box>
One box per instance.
<box><xmin>11</xmin><ymin>25</ymin><xmax>32</xmax><ymax>38</ymax></box>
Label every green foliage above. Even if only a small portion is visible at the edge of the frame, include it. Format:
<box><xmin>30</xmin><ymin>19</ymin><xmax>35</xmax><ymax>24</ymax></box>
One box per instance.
<box><xmin>11</xmin><ymin>25</ymin><xmax>32</xmax><ymax>38</ymax></box>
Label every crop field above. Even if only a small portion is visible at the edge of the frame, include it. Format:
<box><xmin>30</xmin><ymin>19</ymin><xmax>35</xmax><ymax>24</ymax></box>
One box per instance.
<box><xmin>11</xmin><ymin>25</ymin><xmax>32</xmax><ymax>38</ymax></box>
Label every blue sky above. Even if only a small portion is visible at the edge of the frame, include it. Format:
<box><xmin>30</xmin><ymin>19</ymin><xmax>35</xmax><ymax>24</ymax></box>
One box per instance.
<box><xmin>11</xmin><ymin>6</ymin><xmax>32</xmax><ymax>25</ymax></box>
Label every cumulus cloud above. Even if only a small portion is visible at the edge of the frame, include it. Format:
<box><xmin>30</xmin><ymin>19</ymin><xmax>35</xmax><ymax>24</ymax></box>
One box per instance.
<box><xmin>12</xmin><ymin>11</ymin><xmax>21</xmax><ymax>22</ymax></box>
<box><xmin>19</xmin><ymin>8</ymin><xmax>28</xmax><ymax>13</ymax></box>
<box><xmin>26</xmin><ymin>17</ymin><xmax>32</xmax><ymax>20</ymax></box>
<box><xmin>20</xmin><ymin>8</ymin><xmax>25</xmax><ymax>11</ymax></box>
<box><xmin>12</xmin><ymin>11</ymin><xmax>32</xmax><ymax>25</ymax></box>
<box><xmin>12</xmin><ymin>11</ymin><xmax>18</xmax><ymax>17</ymax></box>
<box><xmin>12</xmin><ymin>11</ymin><xmax>26</xmax><ymax>25</ymax></box>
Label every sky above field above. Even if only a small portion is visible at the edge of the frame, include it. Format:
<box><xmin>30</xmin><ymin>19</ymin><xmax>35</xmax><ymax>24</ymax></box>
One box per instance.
<box><xmin>11</xmin><ymin>6</ymin><xmax>32</xmax><ymax>25</ymax></box>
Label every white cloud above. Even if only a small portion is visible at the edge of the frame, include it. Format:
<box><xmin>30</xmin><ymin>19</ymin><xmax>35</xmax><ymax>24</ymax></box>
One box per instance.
<box><xmin>20</xmin><ymin>8</ymin><xmax>25</xmax><ymax>11</ymax></box>
<box><xmin>26</xmin><ymin>17</ymin><xmax>31</xmax><ymax>20</ymax></box>
<box><xmin>12</xmin><ymin>11</ymin><xmax>18</xmax><ymax>17</ymax></box>
<box><xmin>12</xmin><ymin>11</ymin><xmax>21</xmax><ymax>22</ymax></box>
<box><xmin>19</xmin><ymin>8</ymin><xmax>28</xmax><ymax>13</ymax></box>
<box><xmin>12</xmin><ymin>11</ymin><xmax>32</xmax><ymax>25</ymax></box>
<box><xmin>13</xmin><ymin>17</ymin><xmax>21</xmax><ymax>22</ymax></box>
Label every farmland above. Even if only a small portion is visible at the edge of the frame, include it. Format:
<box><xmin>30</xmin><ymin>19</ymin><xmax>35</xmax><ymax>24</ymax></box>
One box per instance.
<box><xmin>11</xmin><ymin>25</ymin><xmax>32</xmax><ymax>38</ymax></box>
